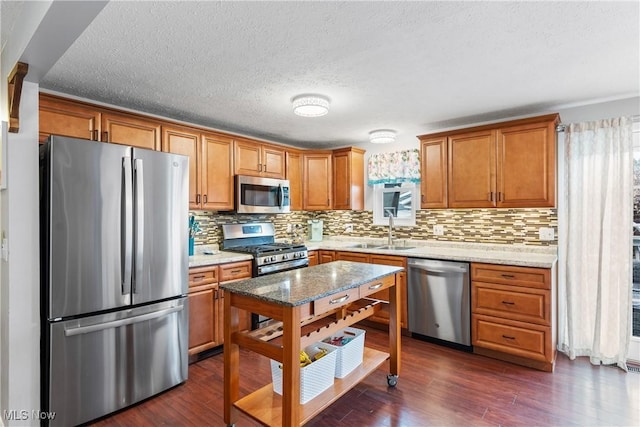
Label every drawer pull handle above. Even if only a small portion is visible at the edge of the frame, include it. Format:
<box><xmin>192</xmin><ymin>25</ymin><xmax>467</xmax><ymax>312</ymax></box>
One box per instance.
<box><xmin>230</xmin><ymin>269</ymin><xmax>242</xmax><ymax>274</ymax></box>
<box><xmin>193</xmin><ymin>275</ymin><xmax>206</xmax><ymax>280</ymax></box>
<box><xmin>329</xmin><ymin>294</ymin><xmax>350</xmax><ymax>305</ymax></box>
<box><xmin>368</xmin><ymin>283</ymin><xmax>383</xmax><ymax>291</ymax></box>
<box><xmin>502</xmin><ymin>335</ymin><xmax>516</xmax><ymax>340</ymax></box>
<box><xmin>501</xmin><ymin>274</ymin><xmax>515</xmax><ymax>279</ymax></box>
<box><xmin>501</xmin><ymin>301</ymin><xmax>515</xmax><ymax>305</ymax></box>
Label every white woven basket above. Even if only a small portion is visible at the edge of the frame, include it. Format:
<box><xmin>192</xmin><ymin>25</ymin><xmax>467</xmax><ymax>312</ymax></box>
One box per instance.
<box><xmin>270</xmin><ymin>343</ymin><xmax>337</xmax><ymax>404</ymax></box>
<box><xmin>321</xmin><ymin>327</ymin><xmax>365</xmax><ymax>378</ymax></box>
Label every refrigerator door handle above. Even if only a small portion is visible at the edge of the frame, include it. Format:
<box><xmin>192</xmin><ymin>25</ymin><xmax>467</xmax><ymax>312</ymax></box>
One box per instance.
<box><xmin>122</xmin><ymin>157</ymin><xmax>133</xmax><ymax>296</ymax></box>
<box><xmin>64</xmin><ymin>305</ymin><xmax>184</xmax><ymax>337</ymax></box>
<box><xmin>133</xmin><ymin>158</ymin><xmax>145</xmax><ymax>293</ymax></box>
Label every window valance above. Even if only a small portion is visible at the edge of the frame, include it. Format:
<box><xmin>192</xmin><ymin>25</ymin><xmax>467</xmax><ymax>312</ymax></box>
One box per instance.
<box><xmin>367</xmin><ymin>149</ymin><xmax>421</xmax><ymax>185</ymax></box>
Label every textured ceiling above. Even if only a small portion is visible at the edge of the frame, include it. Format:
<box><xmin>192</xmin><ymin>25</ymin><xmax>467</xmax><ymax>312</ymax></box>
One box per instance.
<box><xmin>36</xmin><ymin>1</ymin><xmax>640</xmax><ymax>148</ymax></box>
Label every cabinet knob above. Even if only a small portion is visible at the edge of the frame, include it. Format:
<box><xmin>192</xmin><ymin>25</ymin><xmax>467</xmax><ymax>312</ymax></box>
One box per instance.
<box><xmin>421</xmin><ymin>194</ymin><xmax>425</xmax><ymax>203</ymax></box>
<box><xmin>196</xmin><ymin>194</ymin><xmax>201</xmax><ymax>204</ymax></box>
<box><xmin>203</xmin><ymin>194</ymin><xmax>208</xmax><ymax>204</ymax></box>
<box><xmin>258</xmin><ymin>163</ymin><xmax>262</xmax><ymax>172</ymax></box>
<box><xmin>103</xmin><ymin>131</ymin><xmax>109</xmax><ymax>142</ymax></box>
<box><xmin>263</xmin><ymin>164</ymin><xmax>267</xmax><ymax>172</ymax></box>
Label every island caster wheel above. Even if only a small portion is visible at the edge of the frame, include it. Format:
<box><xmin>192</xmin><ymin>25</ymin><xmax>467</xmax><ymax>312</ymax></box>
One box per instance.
<box><xmin>387</xmin><ymin>374</ymin><xmax>398</xmax><ymax>387</ymax></box>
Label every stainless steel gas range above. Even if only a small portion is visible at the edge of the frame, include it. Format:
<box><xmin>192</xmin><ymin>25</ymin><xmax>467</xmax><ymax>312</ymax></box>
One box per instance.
<box><xmin>221</xmin><ymin>222</ymin><xmax>309</xmax><ymax>328</ymax></box>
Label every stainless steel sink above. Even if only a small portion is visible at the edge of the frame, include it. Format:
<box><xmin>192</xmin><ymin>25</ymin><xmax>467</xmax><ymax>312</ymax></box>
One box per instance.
<box><xmin>375</xmin><ymin>245</ymin><xmax>416</xmax><ymax>251</ymax></box>
<box><xmin>344</xmin><ymin>243</ymin><xmax>378</xmax><ymax>249</ymax></box>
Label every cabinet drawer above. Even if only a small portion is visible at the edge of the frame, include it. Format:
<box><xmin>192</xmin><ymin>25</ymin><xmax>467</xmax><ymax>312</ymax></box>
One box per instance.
<box><xmin>189</xmin><ymin>267</ymin><xmax>218</xmax><ymax>287</ymax></box>
<box><xmin>359</xmin><ymin>274</ymin><xmax>395</xmax><ymax>299</ymax></box>
<box><xmin>473</xmin><ymin>314</ymin><xmax>550</xmax><ymax>362</ymax></box>
<box><xmin>219</xmin><ymin>261</ymin><xmax>252</xmax><ymax>282</ymax></box>
<box><xmin>471</xmin><ymin>263</ymin><xmax>550</xmax><ymax>290</ymax></box>
<box><xmin>313</xmin><ymin>287</ymin><xmax>360</xmax><ymax>316</ymax></box>
<box><xmin>472</xmin><ymin>282</ymin><xmax>550</xmax><ymax>325</ymax></box>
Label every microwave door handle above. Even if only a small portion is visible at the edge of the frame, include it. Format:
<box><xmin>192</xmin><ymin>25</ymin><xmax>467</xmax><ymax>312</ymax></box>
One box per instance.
<box><xmin>278</xmin><ymin>184</ymin><xmax>284</xmax><ymax>209</ymax></box>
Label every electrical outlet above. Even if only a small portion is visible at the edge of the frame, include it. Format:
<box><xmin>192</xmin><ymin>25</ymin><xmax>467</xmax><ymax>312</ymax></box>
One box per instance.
<box><xmin>539</xmin><ymin>227</ymin><xmax>555</xmax><ymax>241</ymax></box>
<box><xmin>433</xmin><ymin>224</ymin><xmax>445</xmax><ymax>236</ymax></box>
<box><xmin>344</xmin><ymin>224</ymin><xmax>354</xmax><ymax>233</ymax></box>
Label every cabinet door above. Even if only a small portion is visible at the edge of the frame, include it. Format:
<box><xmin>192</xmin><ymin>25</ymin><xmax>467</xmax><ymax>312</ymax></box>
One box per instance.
<box><xmin>303</xmin><ymin>152</ymin><xmax>332</xmax><ymax>210</ymax></box>
<box><xmin>420</xmin><ymin>137</ymin><xmax>448</xmax><ymax>208</ymax></box>
<box><xmin>286</xmin><ymin>150</ymin><xmax>303</xmax><ymax>211</ymax></box>
<box><xmin>202</xmin><ymin>133</ymin><xmax>234</xmax><ymax>210</ymax></box>
<box><xmin>333</xmin><ymin>148</ymin><xmax>365</xmax><ymax>210</ymax></box>
<box><xmin>369</xmin><ymin>255</ymin><xmax>408</xmax><ymax>328</ymax></box>
<box><xmin>318</xmin><ymin>250</ymin><xmax>335</xmax><ymax>264</ymax></box>
<box><xmin>261</xmin><ymin>145</ymin><xmax>286</xmax><ymax>179</ymax></box>
<box><xmin>234</xmin><ymin>139</ymin><xmax>261</xmax><ymax>176</ymax></box>
<box><xmin>39</xmin><ymin>94</ymin><xmax>100</xmax><ymax>143</ymax></box>
<box><xmin>448</xmin><ymin>130</ymin><xmax>496</xmax><ymax>208</ymax></box>
<box><xmin>102</xmin><ymin>112</ymin><xmax>161</xmax><ymax>151</ymax></box>
<box><xmin>307</xmin><ymin>250</ymin><xmax>318</xmax><ymax>266</ymax></box>
<box><xmin>162</xmin><ymin>125</ymin><xmax>200</xmax><ymax>209</ymax></box>
<box><xmin>497</xmin><ymin>121</ymin><xmax>556</xmax><ymax>207</ymax></box>
<box><xmin>188</xmin><ymin>286</ymin><xmax>218</xmax><ymax>355</ymax></box>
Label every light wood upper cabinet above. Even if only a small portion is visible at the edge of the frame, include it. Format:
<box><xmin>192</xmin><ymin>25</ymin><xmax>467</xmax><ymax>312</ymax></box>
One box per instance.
<box><xmin>162</xmin><ymin>125</ymin><xmax>200</xmax><ymax>209</ymax></box>
<box><xmin>39</xmin><ymin>94</ymin><xmax>100</xmax><ymax>143</ymax></box>
<box><xmin>234</xmin><ymin>138</ymin><xmax>285</xmax><ymax>179</ymax></box>
<box><xmin>496</xmin><ymin>120</ymin><xmax>556</xmax><ymax>208</ymax></box>
<box><xmin>102</xmin><ymin>112</ymin><xmax>162</xmax><ymax>150</ymax></box>
<box><xmin>162</xmin><ymin>126</ymin><xmax>234</xmax><ymax>211</ymax></box>
<box><xmin>332</xmin><ymin>147</ymin><xmax>365</xmax><ymax>210</ymax></box>
<box><xmin>303</xmin><ymin>151</ymin><xmax>333</xmax><ymax>210</ymax></box>
<box><xmin>419</xmin><ymin>137</ymin><xmax>448</xmax><ymax>209</ymax></box>
<box><xmin>421</xmin><ymin>113</ymin><xmax>559</xmax><ymax>209</ymax></box>
<box><xmin>286</xmin><ymin>150</ymin><xmax>303</xmax><ymax>211</ymax></box>
<box><xmin>448</xmin><ymin>129</ymin><xmax>497</xmax><ymax>208</ymax></box>
<box><xmin>201</xmin><ymin>133</ymin><xmax>234</xmax><ymax>211</ymax></box>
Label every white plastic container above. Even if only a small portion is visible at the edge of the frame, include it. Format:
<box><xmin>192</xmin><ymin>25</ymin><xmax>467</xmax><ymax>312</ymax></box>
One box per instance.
<box><xmin>270</xmin><ymin>343</ymin><xmax>337</xmax><ymax>404</ymax></box>
<box><xmin>321</xmin><ymin>327</ymin><xmax>365</xmax><ymax>378</ymax></box>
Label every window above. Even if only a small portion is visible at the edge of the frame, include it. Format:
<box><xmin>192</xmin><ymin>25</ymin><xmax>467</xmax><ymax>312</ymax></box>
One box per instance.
<box><xmin>372</xmin><ymin>183</ymin><xmax>418</xmax><ymax>226</ymax></box>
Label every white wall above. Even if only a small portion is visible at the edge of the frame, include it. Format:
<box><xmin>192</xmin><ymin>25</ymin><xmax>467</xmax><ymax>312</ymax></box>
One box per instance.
<box><xmin>0</xmin><ymin>83</ymin><xmax>40</xmax><ymax>426</ymax></box>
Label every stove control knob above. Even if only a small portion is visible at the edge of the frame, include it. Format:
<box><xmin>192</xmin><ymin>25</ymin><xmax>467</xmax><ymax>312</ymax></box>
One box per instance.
<box><xmin>282</xmin><ymin>253</ymin><xmax>289</xmax><ymax>260</ymax></box>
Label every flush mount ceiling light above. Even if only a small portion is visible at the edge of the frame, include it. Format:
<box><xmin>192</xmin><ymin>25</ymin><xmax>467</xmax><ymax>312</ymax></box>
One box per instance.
<box><xmin>369</xmin><ymin>129</ymin><xmax>397</xmax><ymax>144</ymax></box>
<box><xmin>292</xmin><ymin>94</ymin><xmax>330</xmax><ymax>117</ymax></box>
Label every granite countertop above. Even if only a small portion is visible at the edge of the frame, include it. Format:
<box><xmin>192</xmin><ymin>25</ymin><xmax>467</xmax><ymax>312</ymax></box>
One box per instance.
<box><xmin>304</xmin><ymin>238</ymin><xmax>558</xmax><ymax>269</ymax></box>
<box><xmin>219</xmin><ymin>261</ymin><xmax>403</xmax><ymax>307</ymax></box>
<box><xmin>188</xmin><ymin>245</ymin><xmax>253</xmax><ymax>268</ymax></box>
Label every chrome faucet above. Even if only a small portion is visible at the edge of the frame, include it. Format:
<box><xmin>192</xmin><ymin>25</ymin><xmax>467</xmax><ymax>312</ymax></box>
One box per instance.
<box><xmin>385</xmin><ymin>209</ymin><xmax>395</xmax><ymax>246</ymax></box>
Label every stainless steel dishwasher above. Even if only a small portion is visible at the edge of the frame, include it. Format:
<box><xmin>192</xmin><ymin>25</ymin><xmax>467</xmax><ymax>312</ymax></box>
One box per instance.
<box><xmin>407</xmin><ymin>258</ymin><xmax>471</xmax><ymax>350</ymax></box>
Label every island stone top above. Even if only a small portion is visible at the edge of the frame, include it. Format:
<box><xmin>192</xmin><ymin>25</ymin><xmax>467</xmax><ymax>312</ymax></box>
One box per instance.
<box><xmin>219</xmin><ymin>261</ymin><xmax>403</xmax><ymax>307</ymax></box>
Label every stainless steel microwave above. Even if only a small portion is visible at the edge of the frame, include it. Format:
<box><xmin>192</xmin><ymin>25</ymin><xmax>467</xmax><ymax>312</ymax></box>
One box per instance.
<box><xmin>236</xmin><ymin>175</ymin><xmax>291</xmax><ymax>214</ymax></box>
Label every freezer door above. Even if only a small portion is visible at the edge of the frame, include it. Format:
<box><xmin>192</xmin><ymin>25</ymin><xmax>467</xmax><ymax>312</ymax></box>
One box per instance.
<box><xmin>131</xmin><ymin>148</ymin><xmax>189</xmax><ymax>304</ymax></box>
<box><xmin>45</xmin><ymin>136</ymin><xmax>133</xmax><ymax>319</ymax></box>
<box><xmin>46</xmin><ymin>298</ymin><xmax>188</xmax><ymax>427</ymax></box>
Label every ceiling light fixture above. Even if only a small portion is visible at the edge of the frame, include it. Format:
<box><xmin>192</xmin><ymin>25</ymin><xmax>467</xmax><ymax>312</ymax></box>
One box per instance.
<box><xmin>369</xmin><ymin>129</ymin><xmax>397</xmax><ymax>144</ymax></box>
<box><xmin>292</xmin><ymin>94</ymin><xmax>330</xmax><ymax>117</ymax></box>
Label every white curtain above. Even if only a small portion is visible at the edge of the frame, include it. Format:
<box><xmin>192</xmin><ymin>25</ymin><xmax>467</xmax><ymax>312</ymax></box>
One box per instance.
<box><xmin>367</xmin><ymin>149</ymin><xmax>421</xmax><ymax>185</ymax></box>
<box><xmin>558</xmin><ymin>117</ymin><xmax>633</xmax><ymax>371</ymax></box>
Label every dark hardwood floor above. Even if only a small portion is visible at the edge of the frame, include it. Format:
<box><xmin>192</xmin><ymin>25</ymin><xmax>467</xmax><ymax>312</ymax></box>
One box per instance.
<box><xmin>92</xmin><ymin>325</ymin><xmax>639</xmax><ymax>426</ymax></box>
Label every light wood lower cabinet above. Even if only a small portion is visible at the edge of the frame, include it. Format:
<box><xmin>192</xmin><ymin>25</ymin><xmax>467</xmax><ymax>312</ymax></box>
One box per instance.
<box><xmin>333</xmin><ymin>251</ymin><xmax>408</xmax><ymax>328</ymax></box>
<box><xmin>307</xmin><ymin>250</ymin><xmax>318</xmax><ymax>266</ymax></box>
<box><xmin>318</xmin><ymin>250</ymin><xmax>336</xmax><ymax>264</ymax></box>
<box><xmin>471</xmin><ymin>262</ymin><xmax>555</xmax><ymax>371</ymax></box>
<box><xmin>188</xmin><ymin>261</ymin><xmax>252</xmax><ymax>356</ymax></box>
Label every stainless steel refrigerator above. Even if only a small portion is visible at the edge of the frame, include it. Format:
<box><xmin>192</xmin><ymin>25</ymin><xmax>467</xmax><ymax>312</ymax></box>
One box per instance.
<box><xmin>39</xmin><ymin>135</ymin><xmax>189</xmax><ymax>426</ymax></box>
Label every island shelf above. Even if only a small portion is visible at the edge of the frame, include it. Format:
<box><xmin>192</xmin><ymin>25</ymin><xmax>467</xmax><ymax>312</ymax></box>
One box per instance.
<box><xmin>221</xmin><ymin>261</ymin><xmax>403</xmax><ymax>426</ymax></box>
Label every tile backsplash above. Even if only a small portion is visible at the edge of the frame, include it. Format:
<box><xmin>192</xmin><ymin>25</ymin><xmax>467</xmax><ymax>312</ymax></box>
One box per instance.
<box><xmin>190</xmin><ymin>208</ymin><xmax>557</xmax><ymax>246</ymax></box>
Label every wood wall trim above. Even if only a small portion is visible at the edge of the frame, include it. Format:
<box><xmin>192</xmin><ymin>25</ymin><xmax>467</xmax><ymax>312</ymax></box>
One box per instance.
<box><xmin>8</xmin><ymin>62</ymin><xmax>29</xmax><ymax>133</ymax></box>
